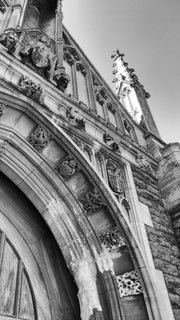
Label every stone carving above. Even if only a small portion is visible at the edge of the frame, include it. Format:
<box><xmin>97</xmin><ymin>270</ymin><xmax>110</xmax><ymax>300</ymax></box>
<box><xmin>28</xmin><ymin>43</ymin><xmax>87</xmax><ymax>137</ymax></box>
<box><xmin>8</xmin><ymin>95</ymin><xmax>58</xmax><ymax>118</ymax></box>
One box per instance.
<box><xmin>54</xmin><ymin>69</ymin><xmax>70</xmax><ymax>92</ymax></box>
<box><xmin>28</xmin><ymin>125</ymin><xmax>51</xmax><ymax>152</ymax></box>
<box><xmin>116</xmin><ymin>270</ymin><xmax>143</xmax><ymax>297</ymax></box>
<box><xmin>136</xmin><ymin>153</ymin><xmax>154</xmax><ymax>175</ymax></box>
<box><xmin>94</xmin><ymin>88</ymin><xmax>105</xmax><ymax>106</ymax></box>
<box><xmin>55</xmin><ymin>156</ymin><xmax>78</xmax><ymax>181</ymax></box>
<box><xmin>66</xmin><ymin>107</ymin><xmax>85</xmax><ymax>129</ymax></box>
<box><xmin>79</xmin><ymin>188</ymin><xmax>105</xmax><ymax>215</ymax></box>
<box><xmin>123</xmin><ymin>119</ymin><xmax>132</xmax><ymax>135</ymax></box>
<box><xmin>0</xmin><ymin>30</ymin><xmax>18</xmax><ymax>55</ymax></box>
<box><xmin>0</xmin><ymin>102</ymin><xmax>6</xmax><ymax>117</ymax></box>
<box><xmin>19</xmin><ymin>31</ymin><xmax>57</xmax><ymax>81</ymax></box>
<box><xmin>99</xmin><ymin>227</ymin><xmax>126</xmax><ymax>250</ymax></box>
<box><xmin>93</xmin><ymin>247</ymin><xmax>114</xmax><ymax>275</ymax></box>
<box><xmin>71</xmin><ymin>250</ymin><xmax>102</xmax><ymax>320</ymax></box>
<box><xmin>121</xmin><ymin>197</ymin><xmax>130</xmax><ymax>212</ymax></box>
<box><xmin>76</xmin><ymin>61</ymin><xmax>86</xmax><ymax>76</ymax></box>
<box><xmin>107</xmin><ymin>100</ymin><xmax>116</xmax><ymax>114</ymax></box>
<box><xmin>106</xmin><ymin>160</ymin><xmax>125</xmax><ymax>196</ymax></box>
<box><xmin>19</xmin><ymin>76</ymin><xmax>44</xmax><ymax>104</ymax></box>
<box><xmin>103</xmin><ymin>133</ymin><xmax>119</xmax><ymax>152</ymax></box>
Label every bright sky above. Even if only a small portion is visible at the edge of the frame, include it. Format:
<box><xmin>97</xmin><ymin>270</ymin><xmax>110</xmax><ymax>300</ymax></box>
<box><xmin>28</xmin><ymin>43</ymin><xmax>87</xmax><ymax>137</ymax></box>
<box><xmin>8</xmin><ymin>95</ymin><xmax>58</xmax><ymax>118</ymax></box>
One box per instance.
<box><xmin>63</xmin><ymin>0</ymin><xmax>180</xmax><ymax>143</ymax></box>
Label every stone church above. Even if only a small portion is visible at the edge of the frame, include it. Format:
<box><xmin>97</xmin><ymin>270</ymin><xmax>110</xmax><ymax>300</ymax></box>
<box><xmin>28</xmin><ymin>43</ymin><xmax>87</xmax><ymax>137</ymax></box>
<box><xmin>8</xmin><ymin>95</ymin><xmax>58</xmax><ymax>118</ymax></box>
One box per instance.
<box><xmin>0</xmin><ymin>1</ymin><xmax>180</xmax><ymax>320</ymax></box>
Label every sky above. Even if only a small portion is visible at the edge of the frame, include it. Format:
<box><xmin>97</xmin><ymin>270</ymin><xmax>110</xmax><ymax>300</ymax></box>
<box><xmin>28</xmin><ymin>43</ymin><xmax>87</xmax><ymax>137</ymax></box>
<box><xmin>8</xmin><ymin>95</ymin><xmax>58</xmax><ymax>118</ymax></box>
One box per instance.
<box><xmin>63</xmin><ymin>0</ymin><xmax>180</xmax><ymax>143</ymax></box>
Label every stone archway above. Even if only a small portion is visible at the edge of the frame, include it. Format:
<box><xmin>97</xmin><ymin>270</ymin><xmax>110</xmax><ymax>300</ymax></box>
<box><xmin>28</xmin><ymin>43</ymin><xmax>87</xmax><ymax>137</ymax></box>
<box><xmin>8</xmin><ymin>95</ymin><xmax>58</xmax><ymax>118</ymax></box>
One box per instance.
<box><xmin>0</xmin><ymin>93</ymin><xmax>164</xmax><ymax>320</ymax></box>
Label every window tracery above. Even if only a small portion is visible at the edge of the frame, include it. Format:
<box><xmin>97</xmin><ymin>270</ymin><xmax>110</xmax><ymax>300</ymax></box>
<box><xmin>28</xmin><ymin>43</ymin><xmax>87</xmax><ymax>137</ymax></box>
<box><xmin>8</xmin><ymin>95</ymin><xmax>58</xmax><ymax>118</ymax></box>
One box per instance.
<box><xmin>116</xmin><ymin>270</ymin><xmax>143</xmax><ymax>297</ymax></box>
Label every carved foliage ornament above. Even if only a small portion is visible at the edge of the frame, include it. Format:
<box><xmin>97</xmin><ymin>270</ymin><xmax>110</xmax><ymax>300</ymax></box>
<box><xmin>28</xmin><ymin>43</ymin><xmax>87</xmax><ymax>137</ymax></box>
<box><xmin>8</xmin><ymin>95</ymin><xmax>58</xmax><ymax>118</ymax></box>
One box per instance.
<box><xmin>99</xmin><ymin>227</ymin><xmax>126</xmax><ymax>250</ymax></box>
<box><xmin>79</xmin><ymin>188</ymin><xmax>105</xmax><ymax>215</ymax></box>
<box><xmin>19</xmin><ymin>76</ymin><xmax>44</xmax><ymax>104</ymax></box>
<box><xmin>55</xmin><ymin>156</ymin><xmax>78</xmax><ymax>181</ymax></box>
<box><xmin>116</xmin><ymin>270</ymin><xmax>143</xmax><ymax>297</ymax></box>
<box><xmin>28</xmin><ymin>125</ymin><xmax>51</xmax><ymax>152</ymax></box>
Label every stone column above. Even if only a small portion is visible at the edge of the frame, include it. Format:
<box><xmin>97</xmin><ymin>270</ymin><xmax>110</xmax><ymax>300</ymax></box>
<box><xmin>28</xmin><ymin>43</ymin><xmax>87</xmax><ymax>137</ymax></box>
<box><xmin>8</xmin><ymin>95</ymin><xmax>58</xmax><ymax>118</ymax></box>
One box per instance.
<box><xmin>157</xmin><ymin>143</ymin><xmax>180</xmax><ymax>249</ymax></box>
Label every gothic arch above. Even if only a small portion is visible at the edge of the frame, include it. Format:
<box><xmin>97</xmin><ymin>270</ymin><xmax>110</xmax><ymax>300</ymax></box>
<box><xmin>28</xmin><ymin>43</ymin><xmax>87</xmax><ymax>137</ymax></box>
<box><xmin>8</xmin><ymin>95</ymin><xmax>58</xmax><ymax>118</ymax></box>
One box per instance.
<box><xmin>0</xmin><ymin>91</ymin><xmax>163</xmax><ymax>320</ymax></box>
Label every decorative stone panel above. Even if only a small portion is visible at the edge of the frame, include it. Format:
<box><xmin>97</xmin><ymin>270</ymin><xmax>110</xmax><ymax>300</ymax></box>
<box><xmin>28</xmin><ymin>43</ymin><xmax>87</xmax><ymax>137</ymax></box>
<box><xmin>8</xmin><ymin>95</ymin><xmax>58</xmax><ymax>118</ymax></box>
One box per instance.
<box><xmin>99</xmin><ymin>227</ymin><xmax>126</xmax><ymax>250</ymax></box>
<box><xmin>79</xmin><ymin>188</ymin><xmax>105</xmax><ymax>215</ymax></box>
<box><xmin>116</xmin><ymin>270</ymin><xmax>143</xmax><ymax>298</ymax></box>
<box><xmin>55</xmin><ymin>156</ymin><xmax>78</xmax><ymax>181</ymax></box>
<box><xmin>28</xmin><ymin>125</ymin><xmax>51</xmax><ymax>152</ymax></box>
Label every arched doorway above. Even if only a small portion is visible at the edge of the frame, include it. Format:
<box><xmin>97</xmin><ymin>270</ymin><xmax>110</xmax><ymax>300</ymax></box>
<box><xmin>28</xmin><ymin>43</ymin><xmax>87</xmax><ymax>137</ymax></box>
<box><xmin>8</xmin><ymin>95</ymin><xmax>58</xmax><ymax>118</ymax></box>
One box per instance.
<box><xmin>0</xmin><ymin>172</ymin><xmax>80</xmax><ymax>320</ymax></box>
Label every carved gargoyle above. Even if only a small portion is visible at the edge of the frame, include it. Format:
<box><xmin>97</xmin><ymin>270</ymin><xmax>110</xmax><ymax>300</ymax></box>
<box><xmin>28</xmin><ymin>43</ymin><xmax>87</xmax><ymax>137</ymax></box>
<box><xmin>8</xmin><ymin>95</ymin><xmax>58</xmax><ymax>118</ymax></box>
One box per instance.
<box><xmin>54</xmin><ymin>69</ymin><xmax>70</xmax><ymax>92</ymax></box>
<box><xmin>0</xmin><ymin>31</ymin><xmax>18</xmax><ymax>55</ymax></box>
<box><xmin>66</xmin><ymin>107</ymin><xmax>85</xmax><ymax>130</ymax></box>
<box><xmin>103</xmin><ymin>132</ymin><xmax>119</xmax><ymax>152</ymax></box>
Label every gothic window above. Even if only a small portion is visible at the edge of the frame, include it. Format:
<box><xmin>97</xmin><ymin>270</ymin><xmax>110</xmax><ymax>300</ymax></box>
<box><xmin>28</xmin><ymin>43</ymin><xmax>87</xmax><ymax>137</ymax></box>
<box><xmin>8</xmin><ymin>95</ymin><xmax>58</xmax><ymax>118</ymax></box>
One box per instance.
<box><xmin>64</xmin><ymin>59</ymin><xmax>73</xmax><ymax>95</ymax></box>
<box><xmin>123</xmin><ymin>118</ymin><xmax>136</xmax><ymax>141</ymax></box>
<box><xmin>96</xmin><ymin>99</ymin><xmax>105</xmax><ymax>118</ymax></box>
<box><xmin>95</xmin><ymin>152</ymin><xmax>104</xmax><ymax>177</ymax></box>
<box><xmin>76</xmin><ymin>64</ymin><xmax>89</xmax><ymax>106</ymax></box>
<box><xmin>0</xmin><ymin>230</ymin><xmax>36</xmax><ymax>320</ymax></box>
<box><xmin>107</xmin><ymin>108</ymin><xmax>117</xmax><ymax>127</ymax></box>
<box><xmin>0</xmin><ymin>0</ymin><xmax>10</xmax><ymax>13</ymax></box>
<box><xmin>83</xmin><ymin>145</ymin><xmax>92</xmax><ymax>162</ymax></box>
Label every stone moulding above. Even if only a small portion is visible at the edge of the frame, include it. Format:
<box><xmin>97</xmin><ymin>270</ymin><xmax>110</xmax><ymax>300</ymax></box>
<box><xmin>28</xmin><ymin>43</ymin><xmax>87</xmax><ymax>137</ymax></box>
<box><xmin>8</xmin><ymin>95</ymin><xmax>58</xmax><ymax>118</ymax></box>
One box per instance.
<box><xmin>79</xmin><ymin>187</ymin><xmax>105</xmax><ymax>215</ymax></box>
<box><xmin>116</xmin><ymin>270</ymin><xmax>143</xmax><ymax>298</ymax></box>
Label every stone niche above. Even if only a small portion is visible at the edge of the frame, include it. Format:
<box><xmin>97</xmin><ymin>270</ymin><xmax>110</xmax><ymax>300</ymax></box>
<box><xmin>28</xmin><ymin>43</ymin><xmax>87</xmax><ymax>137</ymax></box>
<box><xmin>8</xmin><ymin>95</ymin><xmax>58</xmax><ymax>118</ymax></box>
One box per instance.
<box><xmin>23</xmin><ymin>0</ymin><xmax>58</xmax><ymax>37</ymax></box>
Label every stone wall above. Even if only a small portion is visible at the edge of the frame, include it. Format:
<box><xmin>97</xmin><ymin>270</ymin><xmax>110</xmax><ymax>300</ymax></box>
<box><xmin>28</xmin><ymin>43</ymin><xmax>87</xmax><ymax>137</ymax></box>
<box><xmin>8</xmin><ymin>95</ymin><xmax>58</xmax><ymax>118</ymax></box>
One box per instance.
<box><xmin>131</xmin><ymin>164</ymin><xmax>180</xmax><ymax>320</ymax></box>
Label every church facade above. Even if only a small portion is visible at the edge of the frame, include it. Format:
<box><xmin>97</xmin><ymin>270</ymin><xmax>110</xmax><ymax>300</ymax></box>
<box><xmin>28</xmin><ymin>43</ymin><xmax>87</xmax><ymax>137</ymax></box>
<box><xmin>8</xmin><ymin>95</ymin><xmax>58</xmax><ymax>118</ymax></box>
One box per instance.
<box><xmin>0</xmin><ymin>1</ymin><xmax>180</xmax><ymax>320</ymax></box>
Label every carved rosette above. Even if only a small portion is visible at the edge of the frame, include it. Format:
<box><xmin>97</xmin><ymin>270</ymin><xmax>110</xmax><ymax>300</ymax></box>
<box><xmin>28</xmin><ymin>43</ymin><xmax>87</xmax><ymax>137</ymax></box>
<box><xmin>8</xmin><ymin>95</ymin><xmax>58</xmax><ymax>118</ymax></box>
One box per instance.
<box><xmin>99</xmin><ymin>227</ymin><xmax>126</xmax><ymax>250</ymax></box>
<box><xmin>28</xmin><ymin>125</ymin><xmax>51</xmax><ymax>152</ymax></box>
<box><xmin>0</xmin><ymin>103</ymin><xmax>6</xmax><ymax>117</ymax></box>
<box><xmin>19</xmin><ymin>76</ymin><xmax>44</xmax><ymax>104</ymax></box>
<box><xmin>116</xmin><ymin>270</ymin><xmax>143</xmax><ymax>297</ymax></box>
<box><xmin>55</xmin><ymin>156</ymin><xmax>78</xmax><ymax>181</ymax></box>
<box><xmin>79</xmin><ymin>188</ymin><xmax>105</xmax><ymax>215</ymax></box>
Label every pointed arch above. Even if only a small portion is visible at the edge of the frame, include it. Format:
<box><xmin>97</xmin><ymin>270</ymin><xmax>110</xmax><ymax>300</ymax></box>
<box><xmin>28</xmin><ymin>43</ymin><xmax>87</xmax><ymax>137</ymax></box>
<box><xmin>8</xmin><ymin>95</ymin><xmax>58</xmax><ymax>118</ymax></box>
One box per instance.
<box><xmin>0</xmin><ymin>91</ymin><xmax>163</xmax><ymax>320</ymax></box>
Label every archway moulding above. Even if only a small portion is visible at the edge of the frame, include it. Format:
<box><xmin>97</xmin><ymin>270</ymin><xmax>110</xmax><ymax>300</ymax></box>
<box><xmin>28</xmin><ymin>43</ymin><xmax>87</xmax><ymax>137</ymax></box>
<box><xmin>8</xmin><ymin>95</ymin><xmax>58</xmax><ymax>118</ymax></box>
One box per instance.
<box><xmin>0</xmin><ymin>92</ymin><xmax>163</xmax><ymax>320</ymax></box>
